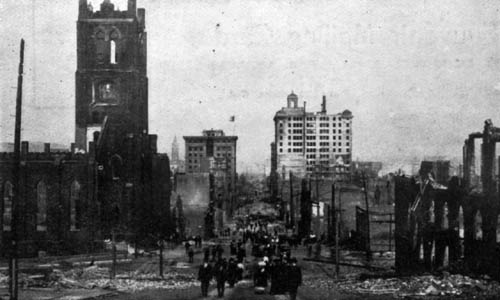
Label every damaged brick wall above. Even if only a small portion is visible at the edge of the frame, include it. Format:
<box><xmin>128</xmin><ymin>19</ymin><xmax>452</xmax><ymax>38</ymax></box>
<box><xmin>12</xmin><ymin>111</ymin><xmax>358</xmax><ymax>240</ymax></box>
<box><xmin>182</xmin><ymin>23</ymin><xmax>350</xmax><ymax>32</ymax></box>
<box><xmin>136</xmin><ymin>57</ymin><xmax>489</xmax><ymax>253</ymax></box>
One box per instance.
<box><xmin>395</xmin><ymin>120</ymin><xmax>500</xmax><ymax>279</ymax></box>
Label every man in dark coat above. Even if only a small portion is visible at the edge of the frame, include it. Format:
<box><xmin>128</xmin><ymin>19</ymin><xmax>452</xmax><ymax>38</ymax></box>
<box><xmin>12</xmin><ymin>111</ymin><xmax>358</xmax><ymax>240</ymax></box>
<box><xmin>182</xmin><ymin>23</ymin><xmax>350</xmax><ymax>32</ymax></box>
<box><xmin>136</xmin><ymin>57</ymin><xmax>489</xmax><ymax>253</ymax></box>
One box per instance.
<box><xmin>237</xmin><ymin>246</ymin><xmax>246</xmax><ymax>263</ymax></box>
<box><xmin>253</xmin><ymin>260</ymin><xmax>268</xmax><ymax>293</ymax></box>
<box><xmin>226</xmin><ymin>258</ymin><xmax>238</xmax><ymax>287</ymax></box>
<box><xmin>211</xmin><ymin>246</ymin><xmax>217</xmax><ymax>262</ymax></box>
<box><xmin>203</xmin><ymin>247</ymin><xmax>210</xmax><ymax>262</ymax></box>
<box><xmin>214</xmin><ymin>258</ymin><xmax>228</xmax><ymax>297</ymax></box>
<box><xmin>230</xmin><ymin>240</ymin><xmax>237</xmax><ymax>256</ymax></box>
<box><xmin>198</xmin><ymin>260</ymin><xmax>212</xmax><ymax>297</ymax></box>
<box><xmin>188</xmin><ymin>246</ymin><xmax>194</xmax><ymax>263</ymax></box>
<box><xmin>216</xmin><ymin>244</ymin><xmax>224</xmax><ymax>261</ymax></box>
<box><xmin>270</xmin><ymin>258</ymin><xmax>287</xmax><ymax>295</ymax></box>
<box><xmin>286</xmin><ymin>258</ymin><xmax>302</xmax><ymax>300</ymax></box>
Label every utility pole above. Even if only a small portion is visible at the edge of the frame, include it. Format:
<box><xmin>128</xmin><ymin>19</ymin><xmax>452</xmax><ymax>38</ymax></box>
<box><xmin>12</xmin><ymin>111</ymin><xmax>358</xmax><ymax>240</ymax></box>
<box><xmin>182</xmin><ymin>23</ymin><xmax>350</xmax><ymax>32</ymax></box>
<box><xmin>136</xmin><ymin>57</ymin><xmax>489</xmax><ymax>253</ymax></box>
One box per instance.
<box><xmin>330</xmin><ymin>184</ymin><xmax>335</xmax><ymax>242</ymax></box>
<box><xmin>289</xmin><ymin>171</ymin><xmax>294</xmax><ymax>231</ymax></box>
<box><xmin>362</xmin><ymin>173</ymin><xmax>371</xmax><ymax>261</ymax></box>
<box><xmin>335</xmin><ymin>208</ymin><xmax>340</xmax><ymax>278</ymax></box>
<box><xmin>10</xmin><ymin>39</ymin><xmax>24</xmax><ymax>300</ymax></box>
<box><xmin>315</xmin><ymin>168</ymin><xmax>320</xmax><ymax>236</ymax></box>
<box><xmin>111</xmin><ymin>229</ymin><xmax>116</xmax><ymax>279</ymax></box>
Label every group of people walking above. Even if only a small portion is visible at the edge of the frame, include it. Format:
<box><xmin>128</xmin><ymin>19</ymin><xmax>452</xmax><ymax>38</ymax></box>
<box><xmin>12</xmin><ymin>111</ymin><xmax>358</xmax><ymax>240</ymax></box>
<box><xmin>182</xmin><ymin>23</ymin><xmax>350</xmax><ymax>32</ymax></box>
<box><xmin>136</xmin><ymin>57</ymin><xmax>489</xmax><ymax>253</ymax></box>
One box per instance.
<box><xmin>195</xmin><ymin>233</ymin><xmax>302</xmax><ymax>299</ymax></box>
<box><xmin>253</xmin><ymin>255</ymin><xmax>302</xmax><ymax>300</ymax></box>
<box><xmin>198</xmin><ymin>256</ymin><xmax>244</xmax><ymax>298</ymax></box>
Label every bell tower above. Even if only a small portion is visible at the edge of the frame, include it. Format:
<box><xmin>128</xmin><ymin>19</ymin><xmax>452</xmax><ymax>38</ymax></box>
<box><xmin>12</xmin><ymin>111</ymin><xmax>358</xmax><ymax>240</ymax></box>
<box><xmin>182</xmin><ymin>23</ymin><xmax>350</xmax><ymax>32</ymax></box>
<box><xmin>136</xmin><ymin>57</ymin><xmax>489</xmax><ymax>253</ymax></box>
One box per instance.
<box><xmin>75</xmin><ymin>0</ymin><xmax>148</xmax><ymax>151</ymax></box>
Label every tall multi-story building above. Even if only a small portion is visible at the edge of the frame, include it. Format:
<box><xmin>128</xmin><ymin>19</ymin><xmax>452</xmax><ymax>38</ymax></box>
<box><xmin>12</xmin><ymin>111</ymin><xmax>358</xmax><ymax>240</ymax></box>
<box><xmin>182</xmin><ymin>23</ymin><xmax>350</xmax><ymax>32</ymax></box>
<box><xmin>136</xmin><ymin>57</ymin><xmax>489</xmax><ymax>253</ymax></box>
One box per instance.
<box><xmin>184</xmin><ymin>130</ymin><xmax>237</xmax><ymax>215</ymax></box>
<box><xmin>170</xmin><ymin>136</ymin><xmax>184</xmax><ymax>174</ymax></box>
<box><xmin>273</xmin><ymin>92</ymin><xmax>353</xmax><ymax>179</ymax></box>
<box><xmin>171</xmin><ymin>136</ymin><xmax>180</xmax><ymax>162</ymax></box>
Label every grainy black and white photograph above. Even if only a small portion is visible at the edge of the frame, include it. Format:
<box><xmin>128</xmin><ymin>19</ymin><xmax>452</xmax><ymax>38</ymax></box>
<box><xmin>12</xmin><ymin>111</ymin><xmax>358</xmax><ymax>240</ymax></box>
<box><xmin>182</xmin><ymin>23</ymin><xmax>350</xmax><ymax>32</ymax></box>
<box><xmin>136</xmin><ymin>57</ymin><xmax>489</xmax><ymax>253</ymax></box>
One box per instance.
<box><xmin>1</xmin><ymin>0</ymin><xmax>500</xmax><ymax>299</ymax></box>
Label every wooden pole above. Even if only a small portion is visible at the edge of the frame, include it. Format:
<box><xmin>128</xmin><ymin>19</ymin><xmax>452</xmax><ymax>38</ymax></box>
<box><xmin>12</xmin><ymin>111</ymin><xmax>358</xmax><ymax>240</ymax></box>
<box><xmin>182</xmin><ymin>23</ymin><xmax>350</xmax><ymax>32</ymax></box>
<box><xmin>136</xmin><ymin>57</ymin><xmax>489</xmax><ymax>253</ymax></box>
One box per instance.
<box><xmin>111</xmin><ymin>230</ymin><xmax>116</xmax><ymax>279</ymax></box>
<box><xmin>362</xmin><ymin>173</ymin><xmax>371</xmax><ymax>261</ymax></box>
<box><xmin>335</xmin><ymin>209</ymin><xmax>340</xmax><ymax>278</ymax></box>
<box><xmin>10</xmin><ymin>38</ymin><xmax>24</xmax><ymax>300</ymax></box>
<box><xmin>289</xmin><ymin>171</ymin><xmax>294</xmax><ymax>231</ymax></box>
<box><xmin>159</xmin><ymin>239</ymin><xmax>164</xmax><ymax>278</ymax></box>
<box><xmin>389</xmin><ymin>213</ymin><xmax>393</xmax><ymax>252</ymax></box>
<box><xmin>315</xmin><ymin>172</ymin><xmax>320</xmax><ymax>236</ymax></box>
<box><xmin>330</xmin><ymin>184</ymin><xmax>335</xmax><ymax>242</ymax></box>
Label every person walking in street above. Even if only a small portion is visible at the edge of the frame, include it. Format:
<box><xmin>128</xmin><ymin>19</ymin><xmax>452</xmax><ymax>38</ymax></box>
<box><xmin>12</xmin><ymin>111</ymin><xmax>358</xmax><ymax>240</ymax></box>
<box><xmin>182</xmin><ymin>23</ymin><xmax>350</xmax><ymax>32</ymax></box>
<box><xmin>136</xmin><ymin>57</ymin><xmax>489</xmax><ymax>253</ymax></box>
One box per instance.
<box><xmin>203</xmin><ymin>246</ymin><xmax>210</xmax><ymax>262</ymax></box>
<box><xmin>211</xmin><ymin>245</ymin><xmax>217</xmax><ymax>262</ymax></box>
<box><xmin>253</xmin><ymin>260</ymin><xmax>268</xmax><ymax>294</ymax></box>
<box><xmin>214</xmin><ymin>258</ymin><xmax>228</xmax><ymax>297</ymax></box>
<box><xmin>188</xmin><ymin>246</ymin><xmax>194</xmax><ymax>263</ymax></box>
<box><xmin>270</xmin><ymin>258</ymin><xmax>287</xmax><ymax>295</ymax></box>
<box><xmin>286</xmin><ymin>258</ymin><xmax>302</xmax><ymax>300</ymax></box>
<box><xmin>196</xmin><ymin>235</ymin><xmax>202</xmax><ymax>248</ymax></box>
<box><xmin>230</xmin><ymin>240</ymin><xmax>237</xmax><ymax>256</ymax></box>
<box><xmin>198</xmin><ymin>260</ymin><xmax>213</xmax><ymax>297</ymax></box>
<box><xmin>227</xmin><ymin>257</ymin><xmax>238</xmax><ymax>288</ymax></box>
<box><xmin>216</xmin><ymin>244</ymin><xmax>224</xmax><ymax>261</ymax></box>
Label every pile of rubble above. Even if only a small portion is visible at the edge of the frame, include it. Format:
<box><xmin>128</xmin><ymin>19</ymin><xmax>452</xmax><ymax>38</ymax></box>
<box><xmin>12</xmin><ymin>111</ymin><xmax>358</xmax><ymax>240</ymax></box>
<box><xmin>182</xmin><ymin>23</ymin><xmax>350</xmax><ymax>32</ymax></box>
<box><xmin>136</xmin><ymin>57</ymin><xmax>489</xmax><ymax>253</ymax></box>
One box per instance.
<box><xmin>62</xmin><ymin>266</ymin><xmax>198</xmax><ymax>292</ymax></box>
<box><xmin>2</xmin><ymin>265</ymin><xmax>198</xmax><ymax>292</ymax></box>
<box><xmin>305</xmin><ymin>273</ymin><xmax>500</xmax><ymax>298</ymax></box>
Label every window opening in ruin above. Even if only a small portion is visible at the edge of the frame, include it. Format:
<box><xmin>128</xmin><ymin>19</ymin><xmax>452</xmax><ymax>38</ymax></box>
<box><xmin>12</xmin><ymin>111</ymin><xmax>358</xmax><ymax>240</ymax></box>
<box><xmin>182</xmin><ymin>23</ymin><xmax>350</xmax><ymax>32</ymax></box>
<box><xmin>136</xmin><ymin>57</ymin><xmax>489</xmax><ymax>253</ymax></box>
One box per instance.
<box><xmin>110</xmin><ymin>40</ymin><xmax>117</xmax><ymax>64</ymax></box>
<box><xmin>70</xmin><ymin>181</ymin><xmax>81</xmax><ymax>231</ymax></box>
<box><xmin>458</xmin><ymin>206</ymin><xmax>464</xmax><ymax>239</ymax></box>
<box><xmin>474</xmin><ymin>211</ymin><xmax>483</xmax><ymax>240</ymax></box>
<box><xmin>3</xmin><ymin>182</ymin><xmax>13</xmax><ymax>231</ymax></box>
<box><xmin>110</xmin><ymin>155</ymin><xmax>122</xmax><ymax>180</ymax></box>
<box><xmin>443</xmin><ymin>202</ymin><xmax>449</xmax><ymax>229</ymax></box>
<box><xmin>496</xmin><ymin>215</ymin><xmax>500</xmax><ymax>242</ymax></box>
<box><xmin>36</xmin><ymin>181</ymin><xmax>47</xmax><ymax>231</ymax></box>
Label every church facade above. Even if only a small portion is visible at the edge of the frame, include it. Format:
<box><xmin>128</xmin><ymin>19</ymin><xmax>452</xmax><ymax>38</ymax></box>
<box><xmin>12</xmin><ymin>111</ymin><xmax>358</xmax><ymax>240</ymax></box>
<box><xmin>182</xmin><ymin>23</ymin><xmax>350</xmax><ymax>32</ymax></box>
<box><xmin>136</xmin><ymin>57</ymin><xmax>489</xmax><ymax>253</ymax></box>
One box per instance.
<box><xmin>0</xmin><ymin>0</ymin><xmax>172</xmax><ymax>257</ymax></box>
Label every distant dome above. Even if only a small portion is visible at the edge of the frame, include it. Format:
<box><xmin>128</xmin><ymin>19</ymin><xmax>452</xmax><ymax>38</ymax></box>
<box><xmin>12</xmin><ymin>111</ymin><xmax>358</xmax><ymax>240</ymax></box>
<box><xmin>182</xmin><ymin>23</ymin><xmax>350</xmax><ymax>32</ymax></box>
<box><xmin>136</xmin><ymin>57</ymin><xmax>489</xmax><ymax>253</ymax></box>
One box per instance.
<box><xmin>342</xmin><ymin>109</ymin><xmax>353</xmax><ymax>118</ymax></box>
<box><xmin>287</xmin><ymin>92</ymin><xmax>298</xmax><ymax>102</ymax></box>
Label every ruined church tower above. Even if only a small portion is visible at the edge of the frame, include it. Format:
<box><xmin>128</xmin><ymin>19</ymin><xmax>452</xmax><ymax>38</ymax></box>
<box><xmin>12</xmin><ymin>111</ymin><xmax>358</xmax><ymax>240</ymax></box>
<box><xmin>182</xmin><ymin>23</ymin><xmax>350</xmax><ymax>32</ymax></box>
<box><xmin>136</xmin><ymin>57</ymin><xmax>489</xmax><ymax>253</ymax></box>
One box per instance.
<box><xmin>75</xmin><ymin>0</ymin><xmax>148</xmax><ymax>151</ymax></box>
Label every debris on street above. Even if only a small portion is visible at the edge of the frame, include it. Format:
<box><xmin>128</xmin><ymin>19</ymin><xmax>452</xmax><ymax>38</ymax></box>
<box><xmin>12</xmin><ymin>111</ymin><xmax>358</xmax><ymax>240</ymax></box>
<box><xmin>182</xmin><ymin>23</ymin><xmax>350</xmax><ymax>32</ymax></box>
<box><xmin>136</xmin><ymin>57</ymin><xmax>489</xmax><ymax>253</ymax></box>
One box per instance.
<box><xmin>0</xmin><ymin>265</ymin><xmax>199</xmax><ymax>293</ymax></box>
<box><xmin>304</xmin><ymin>273</ymin><xmax>500</xmax><ymax>298</ymax></box>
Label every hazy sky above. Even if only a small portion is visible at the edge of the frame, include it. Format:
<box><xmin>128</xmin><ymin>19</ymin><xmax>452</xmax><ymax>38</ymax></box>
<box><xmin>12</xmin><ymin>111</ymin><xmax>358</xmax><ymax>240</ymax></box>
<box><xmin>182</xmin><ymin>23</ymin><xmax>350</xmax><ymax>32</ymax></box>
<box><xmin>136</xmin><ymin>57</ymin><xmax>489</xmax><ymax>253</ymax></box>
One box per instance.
<box><xmin>1</xmin><ymin>0</ymin><xmax>500</xmax><ymax>173</ymax></box>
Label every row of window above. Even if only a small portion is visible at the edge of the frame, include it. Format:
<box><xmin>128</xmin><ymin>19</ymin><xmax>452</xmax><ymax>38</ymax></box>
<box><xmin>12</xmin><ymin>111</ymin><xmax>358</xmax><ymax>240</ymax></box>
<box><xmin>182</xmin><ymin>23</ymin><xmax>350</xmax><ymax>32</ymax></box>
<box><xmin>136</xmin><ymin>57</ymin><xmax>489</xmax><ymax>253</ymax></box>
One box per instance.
<box><xmin>217</xmin><ymin>146</ymin><xmax>232</xmax><ymax>151</ymax></box>
<box><xmin>306</xmin><ymin>166</ymin><xmax>351</xmax><ymax>171</ymax></box>
<box><xmin>281</xmin><ymin>142</ymin><xmax>350</xmax><ymax>147</ymax></box>
<box><xmin>2</xmin><ymin>181</ymin><xmax>80</xmax><ymax>232</ymax></box>
<box><xmin>281</xmin><ymin>134</ymin><xmax>350</xmax><ymax>141</ymax></box>
<box><xmin>283</xmin><ymin>129</ymin><xmax>350</xmax><ymax>134</ymax></box>
<box><xmin>279</xmin><ymin>148</ymin><xmax>351</xmax><ymax>153</ymax></box>
<box><xmin>283</xmin><ymin>122</ymin><xmax>350</xmax><ymax>128</ymax></box>
<box><xmin>188</xmin><ymin>146</ymin><xmax>204</xmax><ymax>151</ymax></box>
<box><xmin>306</xmin><ymin>154</ymin><xmax>343</xmax><ymax>159</ymax></box>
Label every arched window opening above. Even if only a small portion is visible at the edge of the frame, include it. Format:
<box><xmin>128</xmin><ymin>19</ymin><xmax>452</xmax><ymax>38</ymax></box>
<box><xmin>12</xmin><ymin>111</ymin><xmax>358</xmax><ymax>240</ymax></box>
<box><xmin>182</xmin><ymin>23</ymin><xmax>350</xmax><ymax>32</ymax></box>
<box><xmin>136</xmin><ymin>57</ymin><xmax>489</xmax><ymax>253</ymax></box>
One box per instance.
<box><xmin>96</xmin><ymin>29</ymin><xmax>105</xmax><ymax>40</ymax></box>
<box><xmin>3</xmin><ymin>182</ymin><xmax>13</xmax><ymax>231</ymax></box>
<box><xmin>110</xmin><ymin>155</ymin><xmax>122</xmax><ymax>180</ymax></box>
<box><xmin>110</xmin><ymin>40</ymin><xmax>116</xmax><ymax>64</ymax></box>
<box><xmin>95</xmin><ymin>29</ymin><xmax>106</xmax><ymax>64</ymax></box>
<box><xmin>458</xmin><ymin>206</ymin><xmax>464</xmax><ymax>239</ymax></box>
<box><xmin>429</xmin><ymin>201</ymin><xmax>435</xmax><ymax>224</ymax></box>
<box><xmin>496</xmin><ymin>215</ymin><xmax>500</xmax><ymax>243</ymax></box>
<box><xmin>443</xmin><ymin>202</ymin><xmax>449</xmax><ymax>229</ymax></box>
<box><xmin>36</xmin><ymin>181</ymin><xmax>47</xmax><ymax>231</ymax></box>
<box><xmin>474</xmin><ymin>211</ymin><xmax>483</xmax><ymax>240</ymax></box>
<box><xmin>70</xmin><ymin>181</ymin><xmax>81</xmax><ymax>231</ymax></box>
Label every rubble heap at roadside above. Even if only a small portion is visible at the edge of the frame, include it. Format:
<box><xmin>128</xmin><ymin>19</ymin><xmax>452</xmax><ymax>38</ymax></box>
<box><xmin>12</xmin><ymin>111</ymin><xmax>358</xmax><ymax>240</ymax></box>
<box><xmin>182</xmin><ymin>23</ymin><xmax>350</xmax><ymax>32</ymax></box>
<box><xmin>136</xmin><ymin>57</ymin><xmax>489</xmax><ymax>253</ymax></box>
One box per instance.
<box><xmin>305</xmin><ymin>273</ymin><xmax>500</xmax><ymax>298</ymax></box>
<box><xmin>0</xmin><ymin>265</ymin><xmax>198</xmax><ymax>292</ymax></box>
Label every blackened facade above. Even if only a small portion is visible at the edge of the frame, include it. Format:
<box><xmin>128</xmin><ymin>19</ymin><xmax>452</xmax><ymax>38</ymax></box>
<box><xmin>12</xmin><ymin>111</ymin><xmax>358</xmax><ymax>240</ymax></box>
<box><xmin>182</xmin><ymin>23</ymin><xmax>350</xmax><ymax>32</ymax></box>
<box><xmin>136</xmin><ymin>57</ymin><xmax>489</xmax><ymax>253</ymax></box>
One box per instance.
<box><xmin>75</xmin><ymin>0</ymin><xmax>148</xmax><ymax>152</ymax></box>
<box><xmin>0</xmin><ymin>0</ymin><xmax>171</xmax><ymax>257</ymax></box>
